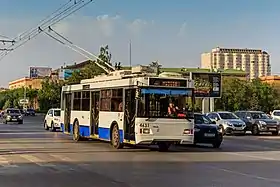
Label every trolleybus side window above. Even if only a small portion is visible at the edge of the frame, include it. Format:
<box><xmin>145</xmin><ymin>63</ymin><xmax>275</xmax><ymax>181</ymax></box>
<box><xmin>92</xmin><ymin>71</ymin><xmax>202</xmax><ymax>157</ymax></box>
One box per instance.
<box><xmin>111</xmin><ymin>89</ymin><xmax>123</xmax><ymax>112</ymax></box>
<box><xmin>100</xmin><ymin>90</ymin><xmax>111</xmax><ymax>111</ymax></box>
<box><xmin>81</xmin><ymin>91</ymin><xmax>90</xmax><ymax>111</ymax></box>
<box><xmin>73</xmin><ymin>92</ymin><xmax>81</xmax><ymax>110</ymax></box>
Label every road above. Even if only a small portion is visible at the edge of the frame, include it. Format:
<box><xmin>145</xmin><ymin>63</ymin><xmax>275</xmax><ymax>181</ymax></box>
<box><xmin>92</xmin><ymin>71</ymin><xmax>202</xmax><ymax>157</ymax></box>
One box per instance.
<box><xmin>0</xmin><ymin>116</ymin><xmax>280</xmax><ymax>186</ymax></box>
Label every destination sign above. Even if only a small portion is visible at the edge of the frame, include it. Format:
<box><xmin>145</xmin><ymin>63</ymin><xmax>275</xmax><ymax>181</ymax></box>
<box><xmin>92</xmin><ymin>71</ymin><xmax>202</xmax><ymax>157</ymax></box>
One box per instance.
<box><xmin>149</xmin><ymin>78</ymin><xmax>187</xmax><ymax>87</ymax></box>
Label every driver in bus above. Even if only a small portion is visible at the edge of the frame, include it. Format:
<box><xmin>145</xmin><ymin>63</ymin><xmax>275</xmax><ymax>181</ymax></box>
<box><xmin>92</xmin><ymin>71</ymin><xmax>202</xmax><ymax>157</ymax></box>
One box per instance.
<box><xmin>168</xmin><ymin>102</ymin><xmax>177</xmax><ymax>116</ymax></box>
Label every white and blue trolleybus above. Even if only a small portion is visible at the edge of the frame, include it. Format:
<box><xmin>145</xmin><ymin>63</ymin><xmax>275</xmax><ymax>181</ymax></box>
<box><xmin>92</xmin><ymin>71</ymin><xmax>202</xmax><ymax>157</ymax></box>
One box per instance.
<box><xmin>60</xmin><ymin>66</ymin><xmax>195</xmax><ymax>151</ymax></box>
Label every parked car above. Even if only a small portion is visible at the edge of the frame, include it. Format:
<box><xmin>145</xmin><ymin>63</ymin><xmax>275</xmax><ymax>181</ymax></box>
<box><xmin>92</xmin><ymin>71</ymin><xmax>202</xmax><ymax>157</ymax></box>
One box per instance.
<box><xmin>24</xmin><ymin>108</ymin><xmax>35</xmax><ymax>116</ymax></box>
<box><xmin>193</xmin><ymin>113</ymin><xmax>223</xmax><ymax>148</ymax></box>
<box><xmin>271</xmin><ymin>110</ymin><xmax>280</xmax><ymax>121</ymax></box>
<box><xmin>44</xmin><ymin>108</ymin><xmax>61</xmax><ymax>131</ymax></box>
<box><xmin>3</xmin><ymin>108</ymin><xmax>23</xmax><ymax>124</ymax></box>
<box><xmin>206</xmin><ymin>111</ymin><xmax>246</xmax><ymax>135</ymax></box>
<box><xmin>235</xmin><ymin>111</ymin><xmax>280</xmax><ymax>136</ymax></box>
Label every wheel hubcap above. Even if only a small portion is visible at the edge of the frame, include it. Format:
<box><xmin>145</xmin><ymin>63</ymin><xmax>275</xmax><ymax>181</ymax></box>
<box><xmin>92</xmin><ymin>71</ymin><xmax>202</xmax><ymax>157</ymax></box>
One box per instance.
<box><xmin>113</xmin><ymin>127</ymin><xmax>119</xmax><ymax>145</ymax></box>
<box><xmin>74</xmin><ymin>125</ymin><xmax>79</xmax><ymax>139</ymax></box>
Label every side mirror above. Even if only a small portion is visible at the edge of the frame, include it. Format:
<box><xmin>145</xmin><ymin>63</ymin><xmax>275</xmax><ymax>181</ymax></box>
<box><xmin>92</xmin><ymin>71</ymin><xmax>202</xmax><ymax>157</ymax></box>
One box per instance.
<box><xmin>211</xmin><ymin>121</ymin><xmax>216</xmax><ymax>124</ymax></box>
<box><xmin>49</xmin><ymin>114</ymin><xmax>53</xmax><ymax>117</ymax></box>
<box><xmin>214</xmin><ymin>117</ymin><xmax>219</xmax><ymax>121</ymax></box>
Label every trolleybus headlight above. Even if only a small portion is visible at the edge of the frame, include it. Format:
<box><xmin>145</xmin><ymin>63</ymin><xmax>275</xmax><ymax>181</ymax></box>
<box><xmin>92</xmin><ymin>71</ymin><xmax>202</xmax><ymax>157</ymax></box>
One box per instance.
<box><xmin>140</xmin><ymin>128</ymin><xmax>150</xmax><ymax>134</ymax></box>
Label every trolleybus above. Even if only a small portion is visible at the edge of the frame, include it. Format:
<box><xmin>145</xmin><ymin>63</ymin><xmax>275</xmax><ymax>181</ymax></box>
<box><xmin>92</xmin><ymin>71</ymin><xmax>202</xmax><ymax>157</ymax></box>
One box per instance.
<box><xmin>60</xmin><ymin>66</ymin><xmax>195</xmax><ymax>151</ymax></box>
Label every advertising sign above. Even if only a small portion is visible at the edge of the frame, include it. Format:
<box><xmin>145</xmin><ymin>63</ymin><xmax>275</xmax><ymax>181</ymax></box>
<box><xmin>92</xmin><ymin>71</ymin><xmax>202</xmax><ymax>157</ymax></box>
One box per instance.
<box><xmin>191</xmin><ymin>72</ymin><xmax>221</xmax><ymax>98</ymax></box>
<box><xmin>29</xmin><ymin>67</ymin><xmax>52</xmax><ymax>78</ymax></box>
<box><xmin>59</xmin><ymin>69</ymin><xmax>74</xmax><ymax>80</ymax></box>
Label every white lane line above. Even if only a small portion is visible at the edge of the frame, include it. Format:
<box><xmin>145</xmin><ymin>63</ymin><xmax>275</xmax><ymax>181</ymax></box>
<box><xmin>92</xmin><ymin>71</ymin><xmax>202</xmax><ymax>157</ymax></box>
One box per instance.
<box><xmin>0</xmin><ymin>156</ymin><xmax>18</xmax><ymax>168</ymax></box>
<box><xmin>224</xmin><ymin>152</ymin><xmax>278</xmax><ymax>161</ymax></box>
<box><xmin>208</xmin><ymin>165</ymin><xmax>280</xmax><ymax>183</ymax></box>
<box><xmin>20</xmin><ymin>154</ymin><xmax>56</xmax><ymax>167</ymax></box>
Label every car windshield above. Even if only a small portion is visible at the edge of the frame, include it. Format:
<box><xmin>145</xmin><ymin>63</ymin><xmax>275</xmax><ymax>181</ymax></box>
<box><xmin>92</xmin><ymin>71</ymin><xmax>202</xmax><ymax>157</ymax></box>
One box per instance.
<box><xmin>273</xmin><ymin>112</ymin><xmax>280</xmax><ymax>116</ymax></box>
<box><xmin>54</xmin><ymin>110</ymin><xmax>61</xmax><ymax>116</ymax></box>
<box><xmin>137</xmin><ymin>87</ymin><xmax>194</xmax><ymax>119</ymax></box>
<box><xmin>7</xmin><ymin>109</ymin><xmax>20</xmax><ymax>114</ymax></box>
<box><xmin>251</xmin><ymin>112</ymin><xmax>270</xmax><ymax>119</ymax></box>
<box><xmin>218</xmin><ymin>112</ymin><xmax>239</xmax><ymax>119</ymax></box>
<box><xmin>194</xmin><ymin>114</ymin><xmax>212</xmax><ymax>124</ymax></box>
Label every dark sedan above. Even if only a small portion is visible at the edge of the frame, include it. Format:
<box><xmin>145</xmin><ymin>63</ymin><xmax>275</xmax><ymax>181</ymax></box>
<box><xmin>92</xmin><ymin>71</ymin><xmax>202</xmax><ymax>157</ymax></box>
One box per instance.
<box><xmin>193</xmin><ymin>113</ymin><xmax>223</xmax><ymax>148</ymax></box>
<box><xmin>3</xmin><ymin>108</ymin><xmax>23</xmax><ymax>124</ymax></box>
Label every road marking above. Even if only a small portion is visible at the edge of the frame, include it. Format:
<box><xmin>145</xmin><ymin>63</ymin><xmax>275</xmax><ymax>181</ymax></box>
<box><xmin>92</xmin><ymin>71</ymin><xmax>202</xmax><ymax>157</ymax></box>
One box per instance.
<box><xmin>224</xmin><ymin>152</ymin><xmax>277</xmax><ymax>161</ymax></box>
<box><xmin>0</xmin><ymin>156</ymin><xmax>18</xmax><ymax>168</ymax></box>
<box><xmin>209</xmin><ymin>165</ymin><xmax>280</xmax><ymax>183</ymax></box>
<box><xmin>49</xmin><ymin>154</ymin><xmax>73</xmax><ymax>162</ymax></box>
<box><xmin>20</xmin><ymin>154</ymin><xmax>56</xmax><ymax>167</ymax></box>
<box><xmin>0</xmin><ymin>132</ymin><xmax>51</xmax><ymax>135</ymax></box>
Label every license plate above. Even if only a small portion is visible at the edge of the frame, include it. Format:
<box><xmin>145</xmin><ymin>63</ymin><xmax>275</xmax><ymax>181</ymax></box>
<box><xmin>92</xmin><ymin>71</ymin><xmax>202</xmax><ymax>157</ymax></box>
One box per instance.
<box><xmin>235</xmin><ymin>127</ymin><xmax>243</xmax><ymax>130</ymax></box>
<box><xmin>11</xmin><ymin>119</ymin><xmax>17</xmax><ymax>121</ymax></box>
<box><xmin>269</xmin><ymin>128</ymin><xmax>277</xmax><ymax>131</ymax></box>
<box><xmin>204</xmin><ymin>133</ymin><xmax>215</xmax><ymax>137</ymax></box>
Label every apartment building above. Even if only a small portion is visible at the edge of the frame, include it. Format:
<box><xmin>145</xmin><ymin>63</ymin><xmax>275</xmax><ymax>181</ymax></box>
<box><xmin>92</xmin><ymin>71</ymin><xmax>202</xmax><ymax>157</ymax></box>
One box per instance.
<box><xmin>201</xmin><ymin>47</ymin><xmax>271</xmax><ymax>79</ymax></box>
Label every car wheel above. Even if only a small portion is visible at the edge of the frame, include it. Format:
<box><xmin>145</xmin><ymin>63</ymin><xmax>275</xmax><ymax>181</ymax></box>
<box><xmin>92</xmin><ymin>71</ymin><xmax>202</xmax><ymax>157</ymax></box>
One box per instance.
<box><xmin>252</xmin><ymin>125</ymin><xmax>259</xmax><ymax>135</ymax></box>
<box><xmin>44</xmin><ymin>121</ymin><xmax>49</xmax><ymax>130</ymax></box>
<box><xmin>51</xmin><ymin>122</ymin><xmax>56</xmax><ymax>132</ymax></box>
<box><xmin>212</xmin><ymin>140</ymin><xmax>222</xmax><ymax>148</ymax></box>
<box><xmin>272</xmin><ymin>131</ymin><xmax>279</xmax><ymax>136</ymax></box>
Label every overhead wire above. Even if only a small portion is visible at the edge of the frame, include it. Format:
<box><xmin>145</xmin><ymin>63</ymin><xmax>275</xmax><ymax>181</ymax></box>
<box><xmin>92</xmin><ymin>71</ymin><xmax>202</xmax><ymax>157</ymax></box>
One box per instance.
<box><xmin>39</xmin><ymin>28</ymin><xmax>111</xmax><ymax>74</ymax></box>
<box><xmin>0</xmin><ymin>0</ymin><xmax>93</xmax><ymax>59</ymax></box>
<box><xmin>48</xmin><ymin>26</ymin><xmax>115</xmax><ymax>71</ymax></box>
<box><xmin>38</xmin><ymin>27</ymin><xmax>115</xmax><ymax>73</ymax></box>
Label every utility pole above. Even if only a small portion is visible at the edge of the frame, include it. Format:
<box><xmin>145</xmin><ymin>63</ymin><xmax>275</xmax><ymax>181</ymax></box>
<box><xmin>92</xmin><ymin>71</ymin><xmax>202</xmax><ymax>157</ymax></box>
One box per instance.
<box><xmin>129</xmin><ymin>40</ymin><xmax>132</xmax><ymax>68</ymax></box>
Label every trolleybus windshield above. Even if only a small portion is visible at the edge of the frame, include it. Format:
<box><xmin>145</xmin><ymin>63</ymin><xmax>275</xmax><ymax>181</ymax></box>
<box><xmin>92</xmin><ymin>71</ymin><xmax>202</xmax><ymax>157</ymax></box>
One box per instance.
<box><xmin>137</xmin><ymin>87</ymin><xmax>194</xmax><ymax>119</ymax></box>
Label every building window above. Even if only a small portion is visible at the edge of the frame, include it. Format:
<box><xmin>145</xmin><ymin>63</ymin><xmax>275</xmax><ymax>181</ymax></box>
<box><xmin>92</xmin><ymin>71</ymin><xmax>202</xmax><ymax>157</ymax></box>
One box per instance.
<box><xmin>81</xmin><ymin>91</ymin><xmax>90</xmax><ymax>111</ymax></box>
<box><xmin>73</xmin><ymin>92</ymin><xmax>81</xmax><ymax>110</ymax></box>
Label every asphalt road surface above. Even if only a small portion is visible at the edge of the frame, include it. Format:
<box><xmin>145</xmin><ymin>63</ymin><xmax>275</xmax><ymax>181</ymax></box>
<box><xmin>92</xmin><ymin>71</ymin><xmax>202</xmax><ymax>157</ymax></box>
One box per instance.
<box><xmin>0</xmin><ymin>116</ymin><xmax>280</xmax><ymax>186</ymax></box>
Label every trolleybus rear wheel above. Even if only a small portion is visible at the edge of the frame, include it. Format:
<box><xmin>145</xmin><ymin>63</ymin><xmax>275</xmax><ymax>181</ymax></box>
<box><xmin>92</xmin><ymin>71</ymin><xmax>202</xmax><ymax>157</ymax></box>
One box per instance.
<box><xmin>73</xmin><ymin>121</ymin><xmax>81</xmax><ymax>142</ymax></box>
<box><xmin>111</xmin><ymin>124</ymin><xmax>123</xmax><ymax>149</ymax></box>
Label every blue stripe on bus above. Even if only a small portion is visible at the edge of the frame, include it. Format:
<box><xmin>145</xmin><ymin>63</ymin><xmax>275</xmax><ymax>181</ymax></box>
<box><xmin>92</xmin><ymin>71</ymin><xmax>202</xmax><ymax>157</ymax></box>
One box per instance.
<box><xmin>60</xmin><ymin>123</ymin><xmax>123</xmax><ymax>142</ymax></box>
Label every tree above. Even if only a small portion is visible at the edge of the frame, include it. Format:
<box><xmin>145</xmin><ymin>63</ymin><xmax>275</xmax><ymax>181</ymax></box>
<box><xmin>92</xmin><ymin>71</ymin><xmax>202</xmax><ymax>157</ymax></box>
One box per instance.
<box><xmin>38</xmin><ymin>79</ymin><xmax>64</xmax><ymax>111</ymax></box>
<box><xmin>149</xmin><ymin>61</ymin><xmax>162</xmax><ymax>75</ymax></box>
<box><xmin>215</xmin><ymin>77</ymin><xmax>280</xmax><ymax>112</ymax></box>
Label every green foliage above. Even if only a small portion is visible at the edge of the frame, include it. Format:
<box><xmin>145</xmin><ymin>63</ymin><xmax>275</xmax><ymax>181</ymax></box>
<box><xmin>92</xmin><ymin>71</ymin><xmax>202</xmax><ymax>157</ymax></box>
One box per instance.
<box><xmin>0</xmin><ymin>87</ymin><xmax>38</xmax><ymax>109</ymax></box>
<box><xmin>215</xmin><ymin>77</ymin><xmax>279</xmax><ymax>112</ymax></box>
<box><xmin>37</xmin><ymin>79</ymin><xmax>64</xmax><ymax>111</ymax></box>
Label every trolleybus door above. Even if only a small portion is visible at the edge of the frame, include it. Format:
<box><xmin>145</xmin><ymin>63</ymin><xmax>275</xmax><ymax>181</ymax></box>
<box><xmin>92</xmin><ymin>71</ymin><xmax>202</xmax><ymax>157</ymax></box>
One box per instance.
<box><xmin>64</xmin><ymin>93</ymin><xmax>72</xmax><ymax>133</ymax></box>
<box><xmin>124</xmin><ymin>89</ymin><xmax>136</xmax><ymax>141</ymax></box>
<box><xmin>90</xmin><ymin>91</ymin><xmax>100</xmax><ymax>135</ymax></box>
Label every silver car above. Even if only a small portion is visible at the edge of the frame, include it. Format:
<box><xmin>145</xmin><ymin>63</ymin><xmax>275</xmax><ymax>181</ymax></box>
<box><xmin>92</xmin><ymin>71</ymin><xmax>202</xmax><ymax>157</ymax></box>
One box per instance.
<box><xmin>206</xmin><ymin>111</ymin><xmax>246</xmax><ymax>135</ymax></box>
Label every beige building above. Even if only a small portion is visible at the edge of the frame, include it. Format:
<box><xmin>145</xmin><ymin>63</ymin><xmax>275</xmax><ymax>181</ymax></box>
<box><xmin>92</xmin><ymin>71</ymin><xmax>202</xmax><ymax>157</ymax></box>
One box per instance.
<box><xmin>201</xmin><ymin>47</ymin><xmax>271</xmax><ymax>79</ymax></box>
<box><xmin>9</xmin><ymin>77</ymin><xmax>44</xmax><ymax>90</ymax></box>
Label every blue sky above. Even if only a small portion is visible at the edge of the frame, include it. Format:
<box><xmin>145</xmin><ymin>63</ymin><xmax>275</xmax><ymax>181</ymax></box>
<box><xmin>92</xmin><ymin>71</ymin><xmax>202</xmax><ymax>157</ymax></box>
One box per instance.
<box><xmin>0</xmin><ymin>0</ymin><xmax>280</xmax><ymax>86</ymax></box>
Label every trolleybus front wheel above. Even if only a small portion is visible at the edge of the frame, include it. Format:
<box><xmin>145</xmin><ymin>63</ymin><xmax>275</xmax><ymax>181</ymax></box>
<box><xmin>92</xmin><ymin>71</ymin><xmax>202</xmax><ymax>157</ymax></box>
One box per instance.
<box><xmin>111</xmin><ymin>123</ymin><xmax>124</xmax><ymax>149</ymax></box>
<box><xmin>158</xmin><ymin>142</ymin><xmax>171</xmax><ymax>152</ymax></box>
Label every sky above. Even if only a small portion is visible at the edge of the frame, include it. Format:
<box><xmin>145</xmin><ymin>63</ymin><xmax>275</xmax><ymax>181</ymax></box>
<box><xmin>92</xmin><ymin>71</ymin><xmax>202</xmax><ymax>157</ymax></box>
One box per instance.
<box><xmin>0</xmin><ymin>0</ymin><xmax>280</xmax><ymax>87</ymax></box>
